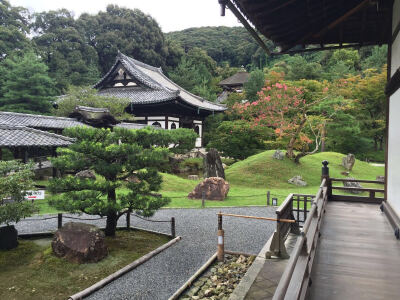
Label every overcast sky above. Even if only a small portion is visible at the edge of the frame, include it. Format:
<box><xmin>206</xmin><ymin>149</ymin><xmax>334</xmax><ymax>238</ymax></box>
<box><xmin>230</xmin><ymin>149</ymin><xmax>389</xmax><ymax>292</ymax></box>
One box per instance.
<box><xmin>9</xmin><ymin>0</ymin><xmax>242</xmax><ymax>32</ymax></box>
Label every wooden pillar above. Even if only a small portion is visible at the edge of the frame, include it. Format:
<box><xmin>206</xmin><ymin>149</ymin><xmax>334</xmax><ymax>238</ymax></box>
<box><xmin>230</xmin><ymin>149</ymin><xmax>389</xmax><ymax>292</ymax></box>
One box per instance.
<box><xmin>321</xmin><ymin>160</ymin><xmax>331</xmax><ymax>200</ymax></box>
<box><xmin>52</xmin><ymin>147</ymin><xmax>58</xmax><ymax>178</ymax></box>
<box><xmin>23</xmin><ymin>147</ymin><xmax>28</xmax><ymax>163</ymax></box>
<box><xmin>217</xmin><ymin>213</ymin><xmax>224</xmax><ymax>261</ymax></box>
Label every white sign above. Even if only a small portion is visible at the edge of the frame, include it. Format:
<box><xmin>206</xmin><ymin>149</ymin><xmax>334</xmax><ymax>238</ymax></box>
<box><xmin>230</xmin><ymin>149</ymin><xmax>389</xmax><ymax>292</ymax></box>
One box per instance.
<box><xmin>218</xmin><ymin>236</ymin><xmax>224</xmax><ymax>245</ymax></box>
<box><xmin>25</xmin><ymin>190</ymin><xmax>45</xmax><ymax>200</ymax></box>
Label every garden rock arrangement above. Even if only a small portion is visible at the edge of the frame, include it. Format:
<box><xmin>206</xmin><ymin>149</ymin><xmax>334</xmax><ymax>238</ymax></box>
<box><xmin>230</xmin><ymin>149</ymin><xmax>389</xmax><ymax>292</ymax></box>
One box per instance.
<box><xmin>342</xmin><ymin>153</ymin><xmax>356</xmax><ymax>170</ymax></box>
<box><xmin>272</xmin><ymin>150</ymin><xmax>284</xmax><ymax>160</ymax></box>
<box><xmin>180</xmin><ymin>254</ymin><xmax>255</xmax><ymax>300</ymax></box>
<box><xmin>342</xmin><ymin>177</ymin><xmax>362</xmax><ymax>194</ymax></box>
<box><xmin>203</xmin><ymin>148</ymin><xmax>225</xmax><ymax>179</ymax></box>
<box><xmin>75</xmin><ymin>169</ymin><xmax>96</xmax><ymax>179</ymax></box>
<box><xmin>288</xmin><ymin>175</ymin><xmax>307</xmax><ymax>186</ymax></box>
<box><xmin>52</xmin><ymin>222</ymin><xmax>108</xmax><ymax>264</ymax></box>
<box><xmin>188</xmin><ymin>177</ymin><xmax>229</xmax><ymax>200</ymax></box>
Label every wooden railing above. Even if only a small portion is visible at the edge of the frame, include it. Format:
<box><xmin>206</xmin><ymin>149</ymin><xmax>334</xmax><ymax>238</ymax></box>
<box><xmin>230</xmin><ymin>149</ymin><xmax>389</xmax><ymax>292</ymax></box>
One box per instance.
<box><xmin>328</xmin><ymin>178</ymin><xmax>384</xmax><ymax>204</ymax></box>
<box><xmin>272</xmin><ymin>178</ymin><xmax>328</xmax><ymax>300</ymax></box>
<box><xmin>270</xmin><ymin>160</ymin><xmax>386</xmax><ymax>299</ymax></box>
<box><xmin>266</xmin><ymin>193</ymin><xmax>314</xmax><ymax>258</ymax></box>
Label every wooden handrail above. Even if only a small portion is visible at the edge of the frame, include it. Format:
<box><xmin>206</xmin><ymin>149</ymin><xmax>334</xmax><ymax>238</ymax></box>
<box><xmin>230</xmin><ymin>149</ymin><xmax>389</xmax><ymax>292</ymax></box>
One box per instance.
<box><xmin>217</xmin><ymin>213</ymin><xmax>295</xmax><ymax>223</ymax></box>
<box><xmin>331</xmin><ymin>186</ymin><xmax>384</xmax><ymax>193</ymax></box>
<box><xmin>330</xmin><ymin>178</ymin><xmax>384</xmax><ymax>184</ymax></box>
<box><xmin>276</xmin><ymin>193</ymin><xmax>294</xmax><ymax>215</ymax></box>
<box><xmin>272</xmin><ymin>179</ymin><xmax>328</xmax><ymax>300</ymax></box>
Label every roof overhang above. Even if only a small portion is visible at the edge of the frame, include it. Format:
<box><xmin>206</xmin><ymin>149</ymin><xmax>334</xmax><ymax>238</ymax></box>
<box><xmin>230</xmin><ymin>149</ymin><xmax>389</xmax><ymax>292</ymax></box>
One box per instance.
<box><xmin>220</xmin><ymin>0</ymin><xmax>393</xmax><ymax>54</ymax></box>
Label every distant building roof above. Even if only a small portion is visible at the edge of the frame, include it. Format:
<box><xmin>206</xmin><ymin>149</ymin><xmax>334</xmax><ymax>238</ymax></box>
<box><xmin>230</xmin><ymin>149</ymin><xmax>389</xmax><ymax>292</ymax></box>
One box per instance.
<box><xmin>94</xmin><ymin>52</ymin><xmax>226</xmax><ymax>112</ymax></box>
<box><xmin>219</xmin><ymin>71</ymin><xmax>250</xmax><ymax>87</ymax></box>
<box><xmin>0</xmin><ymin>111</ymin><xmax>85</xmax><ymax>130</ymax></box>
<box><xmin>0</xmin><ymin>124</ymin><xmax>75</xmax><ymax>147</ymax></box>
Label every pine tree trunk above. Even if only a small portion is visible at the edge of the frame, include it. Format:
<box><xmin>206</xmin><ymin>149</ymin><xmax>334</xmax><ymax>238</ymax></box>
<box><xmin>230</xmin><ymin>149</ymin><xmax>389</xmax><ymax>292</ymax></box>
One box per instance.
<box><xmin>105</xmin><ymin>189</ymin><xmax>117</xmax><ymax>237</ymax></box>
<box><xmin>105</xmin><ymin>211</ymin><xmax>118</xmax><ymax>237</ymax></box>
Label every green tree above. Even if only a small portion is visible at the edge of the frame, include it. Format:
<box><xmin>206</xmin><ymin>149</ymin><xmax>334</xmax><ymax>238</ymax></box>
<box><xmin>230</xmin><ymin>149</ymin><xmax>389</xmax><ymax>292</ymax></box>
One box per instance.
<box><xmin>53</xmin><ymin>86</ymin><xmax>132</xmax><ymax>120</ymax></box>
<box><xmin>0</xmin><ymin>0</ymin><xmax>31</xmax><ymax>60</ymax></box>
<box><xmin>31</xmin><ymin>9</ymin><xmax>100</xmax><ymax>92</ymax></box>
<box><xmin>77</xmin><ymin>5</ymin><xmax>169</xmax><ymax>75</ymax></box>
<box><xmin>48</xmin><ymin>126</ymin><xmax>196</xmax><ymax>236</ymax></box>
<box><xmin>169</xmin><ymin>48</ymin><xmax>221</xmax><ymax>100</ymax></box>
<box><xmin>244</xmin><ymin>69</ymin><xmax>265</xmax><ymax>101</ymax></box>
<box><xmin>0</xmin><ymin>51</ymin><xmax>55</xmax><ymax>113</ymax></box>
<box><xmin>0</xmin><ymin>161</ymin><xmax>37</xmax><ymax>226</ymax></box>
<box><xmin>207</xmin><ymin>120</ymin><xmax>271</xmax><ymax>160</ymax></box>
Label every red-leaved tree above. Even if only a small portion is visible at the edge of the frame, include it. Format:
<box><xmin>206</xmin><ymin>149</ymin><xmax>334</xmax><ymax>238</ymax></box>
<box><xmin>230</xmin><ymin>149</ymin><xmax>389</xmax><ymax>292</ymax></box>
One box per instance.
<box><xmin>232</xmin><ymin>81</ymin><xmax>326</xmax><ymax>163</ymax></box>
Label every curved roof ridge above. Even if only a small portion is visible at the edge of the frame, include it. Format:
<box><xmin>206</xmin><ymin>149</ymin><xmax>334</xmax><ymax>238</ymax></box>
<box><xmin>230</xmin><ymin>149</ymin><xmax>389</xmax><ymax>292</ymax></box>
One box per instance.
<box><xmin>153</xmin><ymin>68</ymin><xmax>226</xmax><ymax>109</ymax></box>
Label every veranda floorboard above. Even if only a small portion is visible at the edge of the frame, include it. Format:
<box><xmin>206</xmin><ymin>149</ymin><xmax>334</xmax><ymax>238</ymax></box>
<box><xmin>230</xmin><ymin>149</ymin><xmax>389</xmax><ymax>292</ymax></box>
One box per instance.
<box><xmin>308</xmin><ymin>201</ymin><xmax>400</xmax><ymax>300</ymax></box>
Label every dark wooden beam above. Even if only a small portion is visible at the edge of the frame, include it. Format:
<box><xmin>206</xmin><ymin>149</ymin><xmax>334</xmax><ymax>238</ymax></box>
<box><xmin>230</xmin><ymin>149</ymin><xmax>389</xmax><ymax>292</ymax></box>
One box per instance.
<box><xmin>280</xmin><ymin>0</ymin><xmax>371</xmax><ymax>52</ymax></box>
<box><xmin>392</xmin><ymin>19</ymin><xmax>400</xmax><ymax>44</ymax></box>
<box><xmin>225</xmin><ymin>0</ymin><xmax>271</xmax><ymax>55</ymax></box>
<box><xmin>385</xmin><ymin>67</ymin><xmax>400</xmax><ymax>97</ymax></box>
<box><xmin>271</xmin><ymin>43</ymin><xmax>367</xmax><ymax>56</ymax></box>
<box><xmin>313</xmin><ymin>0</ymin><xmax>370</xmax><ymax>38</ymax></box>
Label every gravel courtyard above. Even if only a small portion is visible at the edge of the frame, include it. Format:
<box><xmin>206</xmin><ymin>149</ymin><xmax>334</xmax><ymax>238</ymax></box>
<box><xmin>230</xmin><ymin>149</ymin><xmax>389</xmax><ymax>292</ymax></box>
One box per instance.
<box><xmin>15</xmin><ymin>206</ymin><xmax>276</xmax><ymax>300</ymax></box>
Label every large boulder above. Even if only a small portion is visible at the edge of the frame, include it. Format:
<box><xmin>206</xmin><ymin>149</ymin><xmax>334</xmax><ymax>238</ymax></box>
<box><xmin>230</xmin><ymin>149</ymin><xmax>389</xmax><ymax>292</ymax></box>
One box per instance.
<box><xmin>342</xmin><ymin>153</ymin><xmax>356</xmax><ymax>171</ymax></box>
<box><xmin>188</xmin><ymin>177</ymin><xmax>229</xmax><ymax>201</ymax></box>
<box><xmin>272</xmin><ymin>150</ymin><xmax>284</xmax><ymax>160</ymax></box>
<box><xmin>343</xmin><ymin>177</ymin><xmax>362</xmax><ymax>194</ymax></box>
<box><xmin>288</xmin><ymin>175</ymin><xmax>307</xmax><ymax>186</ymax></box>
<box><xmin>203</xmin><ymin>148</ymin><xmax>225</xmax><ymax>179</ymax></box>
<box><xmin>0</xmin><ymin>225</ymin><xmax>18</xmax><ymax>250</ymax></box>
<box><xmin>52</xmin><ymin>222</ymin><xmax>108</xmax><ymax>264</ymax></box>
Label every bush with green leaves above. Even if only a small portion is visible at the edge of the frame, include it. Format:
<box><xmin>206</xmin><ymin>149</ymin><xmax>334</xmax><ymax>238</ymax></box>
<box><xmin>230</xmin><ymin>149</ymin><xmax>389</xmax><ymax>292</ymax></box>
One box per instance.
<box><xmin>0</xmin><ymin>161</ymin><xmax>37</xmax><ymax>226</ymax></box>
<box><xmin>48</xmin><ymin>126</ymin><xmax>196</xmax><ymax>236</ymax></box>
<box><xmin>207</xmin><ymin>120</ymin><xmax>272</xmax><ymax>160</ymax></box>
<box><xmin>53</xmin><ymin>86</ymin><xmax>132</xmax><ymax>121</ymax></box>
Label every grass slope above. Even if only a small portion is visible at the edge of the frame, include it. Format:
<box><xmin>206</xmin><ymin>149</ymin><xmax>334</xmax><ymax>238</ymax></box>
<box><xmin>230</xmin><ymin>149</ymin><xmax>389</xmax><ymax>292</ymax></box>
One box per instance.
<box><xmin>36</xmin><ymin>151</ymin><xmax>384</xmax><ymax>212</ymax></box>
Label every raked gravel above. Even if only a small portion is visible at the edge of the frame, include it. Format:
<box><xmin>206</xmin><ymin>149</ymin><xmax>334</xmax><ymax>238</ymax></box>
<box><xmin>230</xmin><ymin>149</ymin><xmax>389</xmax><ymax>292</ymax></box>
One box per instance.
<box><xmin>15</xmin><ymin>206</ymin><xmax>276</xmax><ymax>300</ymax></box>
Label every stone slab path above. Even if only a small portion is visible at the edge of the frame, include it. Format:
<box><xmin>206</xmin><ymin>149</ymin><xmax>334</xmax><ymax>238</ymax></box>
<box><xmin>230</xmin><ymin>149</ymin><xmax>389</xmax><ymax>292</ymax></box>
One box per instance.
<box><xmin>16</xmin><ymin>207</ymin><xmax>276</xmax><ymax>300</ymax></box>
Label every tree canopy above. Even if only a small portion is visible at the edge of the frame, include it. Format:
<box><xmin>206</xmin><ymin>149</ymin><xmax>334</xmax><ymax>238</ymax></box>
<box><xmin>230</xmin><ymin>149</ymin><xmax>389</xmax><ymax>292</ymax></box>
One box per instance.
<box><xmin>48</xmin><ymin>126</ymin><xmax>196</xmax><ymax>236</ymax></box>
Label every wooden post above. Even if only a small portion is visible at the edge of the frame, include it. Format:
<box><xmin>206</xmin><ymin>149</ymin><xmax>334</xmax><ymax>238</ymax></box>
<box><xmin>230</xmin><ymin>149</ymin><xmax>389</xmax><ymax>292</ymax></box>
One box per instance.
<box><xmin>202</xmin><ymin>191</ymin><xmax>205</xmax><ymax>208</ymax></box>
<box><xmin>126</xmin><ymin>211</ymin><xmax>131</xmax><ymax>229</ymax></box>
<box><xmin>321</xmin><ymin>160</ymin><xmax>331</xmax><ymax>200</ymax></box>
<box><xmin>171</xmin><ymin>217</ymin><xmax>176</xmax><ymax>238</ymax></box>
<box><xmin>57</xmin><ymin>213</ymin><xmax>62</xmax><ymax>229</ymax></box>
<box><xmin>370</xmin><ymin>190</ymin><xmax>375</xmax><ymax>202</ymax></box>
<box><xmin>267</xmin><ymin>190</ymin><xmax>270</xmax><ymax>206</ymax></box>
<box><xmin>217</xmin><ymin>213</ymin><xmax>224</xmax><ymax>262</ymax></box>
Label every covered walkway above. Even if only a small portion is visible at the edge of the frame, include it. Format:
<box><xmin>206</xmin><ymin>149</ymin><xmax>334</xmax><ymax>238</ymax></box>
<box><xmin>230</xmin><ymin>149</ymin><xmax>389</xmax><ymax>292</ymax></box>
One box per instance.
<box><xmin>308</xmin><ymin>201</ymin><xmax>400</xmax><ymax>299</ymax></box>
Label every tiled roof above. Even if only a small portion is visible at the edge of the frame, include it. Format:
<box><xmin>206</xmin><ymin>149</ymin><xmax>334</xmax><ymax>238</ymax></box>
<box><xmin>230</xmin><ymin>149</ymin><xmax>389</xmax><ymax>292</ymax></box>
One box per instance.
<box><xmin>0</xmin><ymin>124</ymin><xmax>75</xmax><ymax>147</ymax></box>
<box><xmin>0</xmin><ymin>111</ymin><xmax>85</xmax><ymax>129</ymax></box>
<box><xmin>98</xmin><ymin>86</ymin><xmax>177</xmax><ymax>104</ymax></box>
<box><xmin>219</xmin><ymin>71</ymin><xmax>249</xmax><ymax>86</ymax></box>
<box><xmin>94</xmin><ymin>52</ymin><xmax>226</xmax><ymax>112</ymax></box>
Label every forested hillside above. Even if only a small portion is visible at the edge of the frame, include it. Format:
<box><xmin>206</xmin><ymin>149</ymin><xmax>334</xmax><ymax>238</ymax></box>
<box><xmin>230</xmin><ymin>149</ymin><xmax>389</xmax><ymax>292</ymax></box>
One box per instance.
<box><xmin>166</xmin><ymin>26</ymin><xmax>272</xmax><ymax>68</ymax></box>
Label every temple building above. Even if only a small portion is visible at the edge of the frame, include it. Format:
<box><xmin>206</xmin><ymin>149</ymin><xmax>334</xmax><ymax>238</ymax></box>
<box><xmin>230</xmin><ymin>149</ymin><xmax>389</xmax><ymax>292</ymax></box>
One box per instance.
<box><xmin>93</xmin><ymin>52</ymin><xmax>227</xmax><ymax>147</ymax></box>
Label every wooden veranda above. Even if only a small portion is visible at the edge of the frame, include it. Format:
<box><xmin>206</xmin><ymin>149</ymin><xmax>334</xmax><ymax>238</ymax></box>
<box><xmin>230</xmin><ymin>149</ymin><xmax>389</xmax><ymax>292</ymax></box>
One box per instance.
<box><xmin>265</xmin><ymin>161</ymin><xmax>400</xmax><ymax>300</ymax></box>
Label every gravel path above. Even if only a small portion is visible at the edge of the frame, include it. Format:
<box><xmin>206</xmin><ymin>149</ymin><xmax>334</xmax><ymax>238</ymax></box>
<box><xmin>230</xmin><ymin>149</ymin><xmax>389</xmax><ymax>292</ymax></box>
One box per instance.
<box><xmin>15</xmin><ymin>206</ymin><xmax>276</xmax><ymax>300</ymax></box>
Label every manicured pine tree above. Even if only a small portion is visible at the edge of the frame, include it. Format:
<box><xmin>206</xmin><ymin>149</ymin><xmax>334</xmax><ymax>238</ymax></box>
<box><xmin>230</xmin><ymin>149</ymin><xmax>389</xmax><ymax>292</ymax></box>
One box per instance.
<box><xmin>48</xmin><ymin>126</ymin><xmax>196</xmax><ymax>236</ymax></box>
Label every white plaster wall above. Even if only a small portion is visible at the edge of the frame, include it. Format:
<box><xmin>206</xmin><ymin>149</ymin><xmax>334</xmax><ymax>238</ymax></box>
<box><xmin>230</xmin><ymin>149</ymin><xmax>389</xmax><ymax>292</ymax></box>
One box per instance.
<box><xmin>148</xmin><ymin>120</ymin><xmax>165</xmax><ymax>129</ymax></box>
<box><xmin>168</xmin><ymin>121</ymin><xmax>179</xmax><ymax>129</ymax></box>
<box><xmin>388</xmin><ymin>1</ymin><xmax>400</xmax><ymax>216</ymax></box>
<box><xmin>388</xmin><ymin>90</ymin><xmax>400</xmax><ymax>216</ymax></box>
